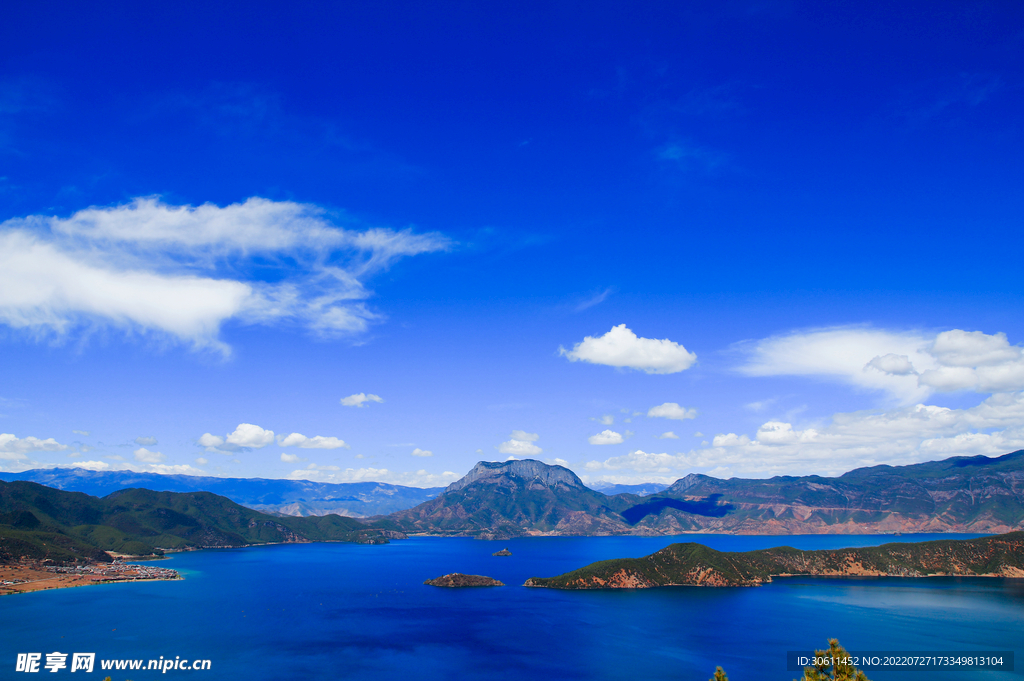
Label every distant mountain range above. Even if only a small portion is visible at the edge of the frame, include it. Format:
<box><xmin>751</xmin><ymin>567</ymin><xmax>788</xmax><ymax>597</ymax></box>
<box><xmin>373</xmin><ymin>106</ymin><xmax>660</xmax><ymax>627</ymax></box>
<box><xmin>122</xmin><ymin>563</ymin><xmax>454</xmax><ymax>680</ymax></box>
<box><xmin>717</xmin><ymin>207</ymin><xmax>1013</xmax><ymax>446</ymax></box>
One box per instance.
<box><xmin>0</xmin><ymin>480</ymin><xmax>399</xmax><ymax>564</ymax></box>
<box><xmin>372</xmin><ymin>450</ymin><xmax>1024</xmax><ymax>538</ymax></box>
<box><xmin>7</xmin><ymin>449</ymin><xmax>1024</xmax><ymax>541</ymax></box>
<box><xmin>0</xmin><ymin>469</ymin><xmax>443</xmax><ymax>517</ymax></box>
<box><xmin>525</xmin><ymin>532</ymin><xmax>1024</xmax><ymax>588</ymax></box>
<box><xmin>0</xmin><ymin>468</ymin><xmax>666</xmax><ymax>517</ymax></box>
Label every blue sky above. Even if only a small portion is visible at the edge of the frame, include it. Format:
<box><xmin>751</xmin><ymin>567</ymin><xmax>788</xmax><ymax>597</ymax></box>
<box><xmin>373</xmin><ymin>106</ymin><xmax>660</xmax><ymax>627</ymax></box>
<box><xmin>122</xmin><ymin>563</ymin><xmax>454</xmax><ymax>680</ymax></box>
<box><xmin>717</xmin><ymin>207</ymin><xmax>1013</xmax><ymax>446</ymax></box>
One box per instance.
<box><xmin>1</xmin><ymin>1</ymin><xmax>1023</xmax><ymax>487</ymax></box>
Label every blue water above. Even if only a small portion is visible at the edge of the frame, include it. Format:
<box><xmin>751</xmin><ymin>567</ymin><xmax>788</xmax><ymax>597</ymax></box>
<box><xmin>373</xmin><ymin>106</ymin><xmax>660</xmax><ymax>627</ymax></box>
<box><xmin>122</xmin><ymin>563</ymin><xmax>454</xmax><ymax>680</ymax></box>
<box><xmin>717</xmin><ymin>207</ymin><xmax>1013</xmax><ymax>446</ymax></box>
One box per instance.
<box><xmin>3</xmin><ymin>534</ymin><xmax>1021</xmax><ymax>680</ymax></box>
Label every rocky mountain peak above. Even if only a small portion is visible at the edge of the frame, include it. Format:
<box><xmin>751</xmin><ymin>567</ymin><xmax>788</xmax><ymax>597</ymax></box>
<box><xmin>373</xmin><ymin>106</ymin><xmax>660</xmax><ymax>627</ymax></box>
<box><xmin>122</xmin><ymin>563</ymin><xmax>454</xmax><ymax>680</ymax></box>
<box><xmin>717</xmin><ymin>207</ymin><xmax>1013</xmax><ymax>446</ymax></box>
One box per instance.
<box><xmin>444</xmin><ymin>459</ymin><xmax>586</xmax><ymax>494</ymax></box>
<box><xmin>666</xmin><ymin>473</ymin><xmax>711</xmax><ymax>494</ymax></box>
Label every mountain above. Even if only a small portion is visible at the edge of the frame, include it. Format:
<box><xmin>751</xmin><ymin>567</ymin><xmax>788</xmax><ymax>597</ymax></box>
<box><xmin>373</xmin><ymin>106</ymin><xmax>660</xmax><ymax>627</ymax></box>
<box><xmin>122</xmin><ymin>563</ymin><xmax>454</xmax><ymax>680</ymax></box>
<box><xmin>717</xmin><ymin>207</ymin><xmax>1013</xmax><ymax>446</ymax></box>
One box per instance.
<box><xmin>588</xmin><ymin>482</ymin><xmax>669</xmax><ymax>497</ymax></box>
<box><xmin>0</xmin><ymin>469</ymin><xmax>442</xmax><ymax>517</ymax></box>
<box><xmin>525</xmin><ymin>531</ymin><xmax>1024</xmax><ymax>588</ymax></box>
<box><xmin>371</xmin><ymin>460</ymin><xmax>639</xmax><ymax>539</ymax></box>
<box><xmin>639</xmin><ymin>449</ymin><xmax>1024</xmax><ymax>534</ymax></box>
<box><xmin>0</xmin><ymin>480</ymin><xmax>398</xmax><ymax>564</ymax></box>
<box><xmin>374</xmin><ymin>451</ymin><xmax>1024</xmax><ymax>537</ymax></box>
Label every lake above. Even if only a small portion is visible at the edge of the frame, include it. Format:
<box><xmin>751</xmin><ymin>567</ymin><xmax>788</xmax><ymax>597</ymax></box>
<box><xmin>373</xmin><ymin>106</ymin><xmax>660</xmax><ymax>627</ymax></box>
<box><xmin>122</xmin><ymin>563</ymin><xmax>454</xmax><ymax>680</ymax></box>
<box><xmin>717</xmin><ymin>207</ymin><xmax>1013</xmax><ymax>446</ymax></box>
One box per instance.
<box><xmin>3</xmin><ymin>534</ymin><xmax>1021</xmax><ymax>680</ymax></box>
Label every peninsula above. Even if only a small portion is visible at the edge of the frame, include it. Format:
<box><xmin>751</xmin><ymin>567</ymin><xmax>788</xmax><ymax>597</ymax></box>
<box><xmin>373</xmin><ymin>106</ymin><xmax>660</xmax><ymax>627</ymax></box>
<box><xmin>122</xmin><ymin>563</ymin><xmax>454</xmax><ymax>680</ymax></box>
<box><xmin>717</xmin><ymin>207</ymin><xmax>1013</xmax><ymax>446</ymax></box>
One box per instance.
<box><xmin>524</xmin><ymin>531</ymin><xmax>1024</xmax><ymax>588</ymax></box>
<box><xmin>1</xmin><ymin>559</ymin><xmax>180</xmax><ymax>596</ymax></box>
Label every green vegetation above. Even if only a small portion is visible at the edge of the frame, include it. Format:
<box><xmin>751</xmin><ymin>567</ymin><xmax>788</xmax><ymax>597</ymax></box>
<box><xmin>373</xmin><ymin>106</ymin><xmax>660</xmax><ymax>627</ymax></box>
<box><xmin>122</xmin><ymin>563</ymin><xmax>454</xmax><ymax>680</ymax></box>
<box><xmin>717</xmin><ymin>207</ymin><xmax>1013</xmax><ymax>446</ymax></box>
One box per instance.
<box><xmin>0</xmin><ymin>480</ymin><xmax>395</xmax><ymax>564</ymax></box>
<box><xmin>526</xmin><ymin>532</ymin><xmax>1024</xmax><ymax>588</ymax></box>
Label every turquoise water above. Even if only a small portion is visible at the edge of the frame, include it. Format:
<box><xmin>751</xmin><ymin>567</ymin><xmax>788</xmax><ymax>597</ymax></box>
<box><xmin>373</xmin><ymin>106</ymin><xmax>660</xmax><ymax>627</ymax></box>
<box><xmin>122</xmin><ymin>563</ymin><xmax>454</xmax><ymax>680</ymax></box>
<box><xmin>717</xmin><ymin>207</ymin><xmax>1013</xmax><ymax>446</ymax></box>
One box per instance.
<box><xmin>2</xmin><ymin>534</ymin><xmax>1021</xmax><ymax>680</ymax></box>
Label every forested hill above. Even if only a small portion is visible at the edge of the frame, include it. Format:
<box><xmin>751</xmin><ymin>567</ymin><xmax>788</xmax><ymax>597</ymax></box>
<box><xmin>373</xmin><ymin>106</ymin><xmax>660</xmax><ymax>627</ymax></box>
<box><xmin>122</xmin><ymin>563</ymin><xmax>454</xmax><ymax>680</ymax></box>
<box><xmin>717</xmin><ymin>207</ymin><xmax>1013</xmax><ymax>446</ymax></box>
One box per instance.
<box><xmin>0</xmin><ymin>480</ymin><xmax>398</xmax><ymax>565</ymax></box>
<box><xmin>525</xmin><ymin>532</ymin><xmax>1024</xmax><ymax>588</ymax></box>
<box><xmin>0</xmin><ymin>468</ymin><xmax>442</xmax><ymax>517</ymax></box>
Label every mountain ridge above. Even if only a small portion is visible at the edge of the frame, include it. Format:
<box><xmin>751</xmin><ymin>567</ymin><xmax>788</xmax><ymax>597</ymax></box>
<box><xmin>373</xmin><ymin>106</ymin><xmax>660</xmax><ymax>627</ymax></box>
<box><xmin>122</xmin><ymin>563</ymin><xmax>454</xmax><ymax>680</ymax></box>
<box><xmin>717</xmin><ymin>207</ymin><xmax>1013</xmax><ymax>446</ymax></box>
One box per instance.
<box><xmin>373</xmin><ymin>450</ymin><xmax>1024</xmax><ymax>537</ymax></box>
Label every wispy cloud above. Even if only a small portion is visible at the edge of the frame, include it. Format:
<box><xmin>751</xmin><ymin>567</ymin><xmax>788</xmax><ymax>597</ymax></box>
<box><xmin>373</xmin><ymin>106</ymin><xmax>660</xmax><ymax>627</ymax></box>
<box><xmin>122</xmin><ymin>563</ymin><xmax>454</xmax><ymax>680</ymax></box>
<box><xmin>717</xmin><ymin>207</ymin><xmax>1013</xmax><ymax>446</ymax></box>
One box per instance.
<box><xmin>736</xmin><ymin>326</ymin><xmax>1024</xmax><ymax>404</ymax></box>
<box><xmin>574</xmin><ymin>288</ymin><xmax>614</xmax><ymax>312</ymax></box>
<box><xmin>657</xmin><ymin>140</ymin><xmax>729</xmax><ymax>173</ymax></box>
<box><xmin>895</xmin><ymin>73</ymin><xmax>1004</xmax><ymax>125</ymax></box>
<box><xmin>0</xmin><ymin>198</ymin><xmax>450</xmax><ymax>354</ymax></box>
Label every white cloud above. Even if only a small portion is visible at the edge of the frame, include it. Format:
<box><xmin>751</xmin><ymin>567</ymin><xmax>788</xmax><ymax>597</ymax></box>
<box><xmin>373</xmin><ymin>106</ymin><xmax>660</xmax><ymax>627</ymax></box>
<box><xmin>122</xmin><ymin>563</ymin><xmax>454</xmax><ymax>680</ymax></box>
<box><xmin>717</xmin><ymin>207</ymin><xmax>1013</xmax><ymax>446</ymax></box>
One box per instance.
<box><xmin>0</xmin><ymin>197</ymin><xmax>449</xmax><ymax>351</ymax></box>
<box><xmin>559</xmin><ymin>324</ymin><xmax>697</xmax><ymax>374</ymax></box>
<box><xmin>659</xmin><ymin>431</ymin><xmax>680</xmax><ymax>439</ymax></box>
<box><xmin>582</xmin><ymin>449</ymin><xmax>694</xmax><ymax>484</ymax></box>
<box><xmin>278</xmin><ymin>432</ymin><xmax>349</xmax><ymax>449</ymax></box>
<box><xmin>737</xmin><ymin>327</ymin><xmax>1024</xmax><ymax>403</ymax></box>
<box><xmin>280</xmin><ymin>452</ymin><xmax>305</xmax><ymax>463</ymax></box>
<box><xmin>287</xmin><ymin>466</ymin><xmax>459</xmax><ymax>487</ymax></box>
<box><xmin>411</xmin><ymin>448</ymin><xmax>433</xmax><ymax>457</ymax></box>
<box><xmin>581</xmin><ymin>386</ymin><xmax>1023</xmax><ymax>481</ymax></box>
<box><xmin>195</xmin><ymin>457</ymin><xmax>208</xmax><ymax>465</ymax></box>
<box><xmin>147</xmin><ymin>464</ymin><xmax>206</xmax><ymax>475</ymax></box>
<box><xmin>70</xmin><ymin>460</ymin><xmax>110</xmax><ymax>471</ymax></box>
<box><xmin>498</xmin><ymin>431</ymin><xmax>543</xmax><ymax>457</ymax></box>
<box><xmin>134</xmin><ymin>436</ymin><xmax>158</xmax><ymax>446</ymax></box>
<box><xmin>133</xmin><ymin>447</ymin><xmax>165</xmax><ymax>463</ymax></box>
<box><xmin>647</xmin><ymin>402</ymin><xmax>697</xmax><ymax>421</ymax></box>
<box><xmin>72</xmin><ymin>430</ymin><xmax>90</xmax><ymax>436</ymax></box>
<box><xmin>866</xmin><ymin>353</ymin><xmax>917</xmax><ymax>376</ymax></box>
<box><xmin>199</xmin><ymin>423</ymin><xmax>274</xmax><ymax>452</ymax></box>
<box><xmin>669</xmin><ymin>391</ymin><xmax>1024</xmax><ymax>478</ymax></box>
<box><xmin>548</xmin><ymin>458</ymin><xmax>571</xmax><ymax>467</ymax></box>
<box><xmin>305</xmin><ymin>463</ymin><xmax>340</xmax><ymax>471</ymax></box>
<box><xmin>930</xmin><ymin>330</ymin><xmax>1020</xmax><ymax>367</ymax></box>
<box><xmin>592</xmin><ymin>414</ymin><xmax>614</xmax><ymax>425</ymax></box>
<box><xmin>739</xmin><ymin>327</ymin><xmax>933</xmax><ymax>403</ymax></box>
<box><xmin>588</xmin><ymin>429</ymin><xmax>624</xmax><ymax>445</ymax></box>
<box><xmin>226</xmin><ymin>423</ymin><xmax>274</xmax><ymax>448</ymax></box>
<box><xmin>340</xmin><ymin>393</ymin><xmax>384</xmax><ymax>407</ymax></box>
<box><xmin>198</xmin><ymin>433</ymin><xmax>225</xmax><ymax>450</ymax></box>
<box><xmin>917</xmin><ymin>331</ymin><xmax>1024</xmax><ymax>393</ymax></box>
<box><xmin>24</xmin><ymin>460</ymin><xmax>208</xmax><ymax>476</ymax></box>
<box><xmin>712</xmin><ymin>433</ymin><xmax>752</xmax><ymax>447</ymax></box>
<box><xmin>586</xmin><ymin>449</ymin><xmax>688</xmax><ymax>472</ymax></box>
<box><xmin>0</xmin><ymin>433</ymin><xmax>68</xmax><ymax>454</ymax></box>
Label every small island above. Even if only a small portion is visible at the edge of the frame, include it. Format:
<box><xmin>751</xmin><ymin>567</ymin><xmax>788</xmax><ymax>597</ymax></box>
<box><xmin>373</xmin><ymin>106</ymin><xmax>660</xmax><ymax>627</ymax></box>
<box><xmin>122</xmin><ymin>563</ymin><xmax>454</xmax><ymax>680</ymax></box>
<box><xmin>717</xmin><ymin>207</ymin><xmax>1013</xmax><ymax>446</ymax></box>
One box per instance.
<box><xmin>492</xmin><ymin>548</ymin><xmax>512</xmax><ymax>556</ymax></box>
<box><xmin>424</xmin><ymin>573</ymin><xmax>504</xmax><ymax>587</ymax></box>
<box><xmin>525</xmin><ymin>531</ymin><xmax>1024</xmax><ymax>589</ymax></box>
